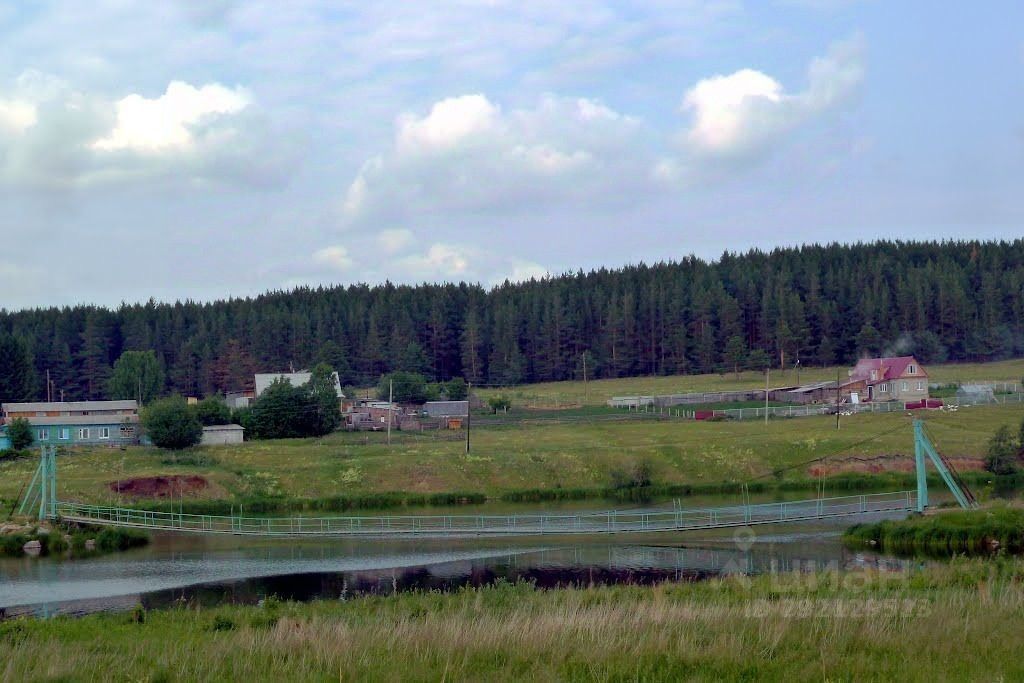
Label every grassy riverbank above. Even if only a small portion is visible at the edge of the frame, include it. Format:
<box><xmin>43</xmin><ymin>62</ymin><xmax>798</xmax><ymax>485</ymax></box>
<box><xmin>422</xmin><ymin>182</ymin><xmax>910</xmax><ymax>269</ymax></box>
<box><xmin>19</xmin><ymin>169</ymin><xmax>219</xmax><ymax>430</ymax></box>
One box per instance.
<box><xmin>845</xmin><ymin>505</ymin><xmax>1024</xmax><ymax>556</ymax></box>
<box><xmin>3</xmin><ymin>559</ymin><xmax>1024</xmax><ymax>680</ymax></box>
<box><xmin>1</xmin><ymin>404</ymin><xmax>1021</xmax><ymax>513</ymax></box>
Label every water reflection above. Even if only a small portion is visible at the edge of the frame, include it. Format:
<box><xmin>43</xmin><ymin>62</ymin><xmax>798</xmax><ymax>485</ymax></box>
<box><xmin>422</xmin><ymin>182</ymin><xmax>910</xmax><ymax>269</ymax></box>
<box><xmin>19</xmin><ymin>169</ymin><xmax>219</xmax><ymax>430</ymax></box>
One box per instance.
<box><xmin>1</xmin><ymin>532</ymin><xmax>911</xmax><ymax>618</ymax></box>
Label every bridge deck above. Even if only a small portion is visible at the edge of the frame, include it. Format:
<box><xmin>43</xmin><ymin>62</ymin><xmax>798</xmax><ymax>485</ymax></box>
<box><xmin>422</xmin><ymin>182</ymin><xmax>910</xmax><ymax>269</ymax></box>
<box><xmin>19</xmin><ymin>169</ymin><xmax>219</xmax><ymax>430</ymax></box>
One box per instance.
<box><xmin>54</xmin><ymin>490</ymin><xmax>916</xmax><ymax>539</ymax></box>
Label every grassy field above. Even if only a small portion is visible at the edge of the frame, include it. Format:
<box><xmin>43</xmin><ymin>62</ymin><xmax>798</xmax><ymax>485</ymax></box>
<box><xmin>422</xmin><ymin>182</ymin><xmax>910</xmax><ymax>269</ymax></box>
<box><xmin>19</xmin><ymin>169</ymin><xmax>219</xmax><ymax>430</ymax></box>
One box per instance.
<box><xmin>3</xmin><ymin>559</ymin><xmax>1024</xmax><ymax>681</ymax></box>
<box><xmin>2</xmin><ymin>403</ymin><xmax>1022</xmax><ymax>511</ymax></box>
<box><xmin>478</xmin><ymin>358</ymin><xmax>1024</xmax><ymax>407</ymax></box>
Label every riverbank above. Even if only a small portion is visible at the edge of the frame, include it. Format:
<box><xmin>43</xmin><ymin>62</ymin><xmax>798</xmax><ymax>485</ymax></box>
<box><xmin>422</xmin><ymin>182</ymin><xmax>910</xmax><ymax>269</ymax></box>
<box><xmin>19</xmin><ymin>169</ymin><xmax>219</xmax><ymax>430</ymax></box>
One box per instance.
<box><xmin>2</xmin><ymin>558</ymin><xmax>1023</xmax><ymax>680</ymax></box>
<box><xmin>0</xmin><ymin>522</ymin><xmax>148</xmax><ymax>558</ymax></box>
<box><xmin>844</xmin><ymin>505</ymin><xmax>1024</xmax><ymax>556</ymax></box>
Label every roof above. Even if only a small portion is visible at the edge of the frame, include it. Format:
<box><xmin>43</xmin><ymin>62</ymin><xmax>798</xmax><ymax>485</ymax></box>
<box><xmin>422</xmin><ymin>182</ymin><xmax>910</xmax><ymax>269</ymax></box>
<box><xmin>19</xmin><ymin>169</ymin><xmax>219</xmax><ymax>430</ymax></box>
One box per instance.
<box><xmin>202</xmin><ymin>424</ymin><xmax>245</xmax><ymax>432</ymax></box>
<box><xmin>849</xmin><ymin>356</ymin><xmax>926</xmax><ymax>385</ymax></box>
<box><xmin>6</xmin><ymin>414</ymin><xmax>140</xmax><ymax>426</ymax></box>
<box><xmin>254</xmin><ymin>371</ymin><xmax>344</xmax><ymax>398</ymax></box>
<box><xmin>2</xmin><ymin>400</ymin><xmax>139</xmax><ymax>414</ymax></box>
<box><xmin>785</xmin><ymin>381</ymin><xmax>837</xmax><ymax>394</ymax></box>
<box><xmin>424</xmin><ymin>400</ymin><xmax>469</xmax><ymax>416</ymax></box>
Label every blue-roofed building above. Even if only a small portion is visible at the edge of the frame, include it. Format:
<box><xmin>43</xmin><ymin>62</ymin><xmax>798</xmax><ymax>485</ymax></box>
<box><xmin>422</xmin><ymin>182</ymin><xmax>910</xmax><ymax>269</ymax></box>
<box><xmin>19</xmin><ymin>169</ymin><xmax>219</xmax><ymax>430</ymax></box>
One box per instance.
<box><xmin>0</xmin><ymin>425</ymin><xmax>11</xmax><ymax>451</ymax></box>
<box><xmin>1</xmin><ymin>400</ymin><xmax>142</xmax><ymax>447</ymax></box>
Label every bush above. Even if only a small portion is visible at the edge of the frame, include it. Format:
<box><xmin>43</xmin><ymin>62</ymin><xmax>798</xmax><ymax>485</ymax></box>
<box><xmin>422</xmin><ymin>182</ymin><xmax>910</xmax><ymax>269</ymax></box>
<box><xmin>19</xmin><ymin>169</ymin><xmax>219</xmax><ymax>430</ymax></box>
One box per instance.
<box><xmin>7</xmin><ymin>417</ymin><xmax>33</xmax><ymax>451</ymax></box>
<box><xmin>195</xmin><ymin>396</ymin><xmax>232</xmax><ymax>426</ymax></box>
<box><xmin>445</xmin><ymin>377</ymin><xmax>468</xmax><ymax>401</ymax></box>
<box><xmin>488</xmin><ymin>395</ymin><xmax>511</xmax><ymax>413</ymax></box>
<box><xmin>250</xmin><ymin>379</ymin><xmax>318</xmax><ymax>439</ymax></box>
<box><xmin>985</xmin><ymin>425</ymin><xmax>1019</xmax><ymax>476</ymax></box>
<box><xmin>142</xmin><ymin>396</ymin><xmax>203</xmax><ymax>449</ymax></box>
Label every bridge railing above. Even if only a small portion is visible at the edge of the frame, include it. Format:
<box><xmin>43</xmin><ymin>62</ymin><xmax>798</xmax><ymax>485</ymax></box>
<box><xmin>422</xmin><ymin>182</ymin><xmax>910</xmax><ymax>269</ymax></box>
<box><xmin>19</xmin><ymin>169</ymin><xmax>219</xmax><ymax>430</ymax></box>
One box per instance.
<box><xmin>54</xmin><ymin>490</ymin><xmax>916</xmax><ymax>537</ymax></box>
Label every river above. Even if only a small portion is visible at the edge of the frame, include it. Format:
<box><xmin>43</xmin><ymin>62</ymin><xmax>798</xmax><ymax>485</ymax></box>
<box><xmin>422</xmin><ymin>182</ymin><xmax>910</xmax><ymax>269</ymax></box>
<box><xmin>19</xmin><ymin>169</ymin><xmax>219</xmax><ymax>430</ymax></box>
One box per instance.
<box><xmin>0</xmin><ymin>489</ymin><xmax>943</xmax><ymax>618</ymax></box>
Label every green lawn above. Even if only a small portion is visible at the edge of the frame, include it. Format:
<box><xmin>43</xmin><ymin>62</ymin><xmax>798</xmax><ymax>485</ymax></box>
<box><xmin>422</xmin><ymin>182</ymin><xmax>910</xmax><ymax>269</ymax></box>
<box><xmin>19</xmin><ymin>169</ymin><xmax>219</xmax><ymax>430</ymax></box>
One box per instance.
<box><xmin>478</xmin><ymin>358</ymin><xmax>1024</xmax><ymax>407</ymax></box>
<box><xmin>3</xmin><ymin>559</ymin><xmax>1024</xmax><ymax>681</ymax></box>
<box><xmin>3</xmin><ymin>403</ymin><xmax>1021</xmax><ymax>509</ymax></box>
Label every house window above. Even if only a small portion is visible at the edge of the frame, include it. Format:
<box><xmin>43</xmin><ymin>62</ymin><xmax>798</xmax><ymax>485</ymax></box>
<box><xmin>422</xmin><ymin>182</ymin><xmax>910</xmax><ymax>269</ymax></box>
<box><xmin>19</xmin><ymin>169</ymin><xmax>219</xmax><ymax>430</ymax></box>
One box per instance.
<box><xmin>120</xmin><ymin>425</ymin><xmax>136</xmax><ymax>437</ymax></box>
<box><xmin>902</xmin><ymin>381</ymin><xmax>908</xmax><ymax>391</ymax></box>
<box><xmin>917</xmin><ymin>381</ymin><xmax>924</xmax><ymax>391</ymax></box>
<box><xmin>37</xmin><ymin>429</ymin><xmax>49</xmax><ymax>441</ymax></box>
<box><xmin>78</xmin><ymin>427</ymin><xmax>90</xmax><ymax>440</ymax></box>
<box><xmin>59</xmin><ymin>428</ymin><xmax>70</xmax><ymax>440</ymax></box>
<box><xmin>99</xmin><ymin>427</ymin><xmax>110</xmax><ymax>439</ymax></box>
<box><xmin>908</xmin><ymin>365</ymin><xmax>916</xmax><ymax>374</ymax></box>
<box><xmin>877</xmin><ymin>383</ymin><xmax>889</xmax><ymax>393</ymax></box>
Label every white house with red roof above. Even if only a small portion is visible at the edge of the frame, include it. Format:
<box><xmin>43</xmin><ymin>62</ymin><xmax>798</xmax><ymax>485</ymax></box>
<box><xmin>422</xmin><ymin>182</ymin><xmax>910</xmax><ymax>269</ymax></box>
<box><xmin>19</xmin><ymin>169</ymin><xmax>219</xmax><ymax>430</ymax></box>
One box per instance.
<box><xmin>841</xmin><ymin>356</ymin><xmax>929</xmax><ymax>402</ymax></box>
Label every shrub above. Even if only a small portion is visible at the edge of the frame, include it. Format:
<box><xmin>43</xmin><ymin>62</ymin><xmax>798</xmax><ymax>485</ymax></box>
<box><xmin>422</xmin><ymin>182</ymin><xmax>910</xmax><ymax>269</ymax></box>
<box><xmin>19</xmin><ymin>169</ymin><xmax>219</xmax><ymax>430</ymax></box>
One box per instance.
<box><xmin>194</xmin><ymin>396</ymin><xmax>232</xmax><ymax>426</ymax></box>
<box><xmin>985</xmin><ymin>425</ymin><xmax>1019</xmax><ymax>475</ymax></box>
<box><xmin>7</xmin><ymin>417</ymin><xmax>33</xmax><ymax>451</ymax></box>
<box><xmin>143</xmin><ymin>396</ymin><xmax>203</xmax><ymax>449</ymax></box>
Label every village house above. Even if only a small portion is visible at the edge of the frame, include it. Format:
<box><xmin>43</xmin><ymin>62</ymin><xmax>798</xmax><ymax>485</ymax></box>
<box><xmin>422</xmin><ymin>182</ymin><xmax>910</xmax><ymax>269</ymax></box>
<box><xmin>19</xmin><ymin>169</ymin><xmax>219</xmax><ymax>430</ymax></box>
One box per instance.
<box><xmin>840</xmin><ymin>356</ymin><xmax>929</xmax><ymax>403</ymax></box>
<box><xmin>1</xmin><ymin>400</ymin><xmax>142</xmax><ymax>446</ymax></box>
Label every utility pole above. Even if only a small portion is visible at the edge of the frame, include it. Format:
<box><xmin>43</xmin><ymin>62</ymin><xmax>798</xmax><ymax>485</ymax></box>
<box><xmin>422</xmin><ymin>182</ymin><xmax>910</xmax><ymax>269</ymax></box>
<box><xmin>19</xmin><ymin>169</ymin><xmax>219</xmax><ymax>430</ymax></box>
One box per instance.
<box><xmin>835</xmin><ymin>367</ymin><xmax>841</xmax><ymax>430</ymax></box>
<box><xmin>466</xmin><ymin>381</ymin><xmax>472</xmax><ymax>455</ymax></box>
<box><xmin>764</xmin><ymin>366</ymin><xmax>770</xmax><ymax>425</ymax></box>
<box><xmin>387</xmin><ymin>379</ymin><xmax>393</xmax><ymax>446</ymax></box>
<box><xmin>46</xmin><ymin>369</ymin><xmax>51</xmax><ymax>403</ymax></box>
<box><xmin>582</xmin><ymin>352</ymin><xmax>588</xmax><ymax>403</ymax></box>
<box><xmin>795</xmin><ymin>359</ymin><xmax>801</xmax><ymax>387</ymax></box>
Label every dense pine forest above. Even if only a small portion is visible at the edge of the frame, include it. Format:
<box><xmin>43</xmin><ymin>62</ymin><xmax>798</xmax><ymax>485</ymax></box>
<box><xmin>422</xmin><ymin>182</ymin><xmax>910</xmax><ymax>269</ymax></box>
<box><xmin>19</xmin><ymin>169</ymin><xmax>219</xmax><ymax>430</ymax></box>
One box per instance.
<box><xmin>2</xmin><ymin>240</ymin><xmax>1024</xmax><ymax>402</ymax></box>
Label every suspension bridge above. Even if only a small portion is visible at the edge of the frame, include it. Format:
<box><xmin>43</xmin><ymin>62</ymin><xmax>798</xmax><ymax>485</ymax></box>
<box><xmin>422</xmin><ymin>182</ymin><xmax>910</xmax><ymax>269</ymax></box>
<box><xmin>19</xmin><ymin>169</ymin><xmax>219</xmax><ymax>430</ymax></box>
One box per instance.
<box><xmin>15</xmin><ymin>420</ymin><xmax>976</xmax><ymax>539</ymax></box>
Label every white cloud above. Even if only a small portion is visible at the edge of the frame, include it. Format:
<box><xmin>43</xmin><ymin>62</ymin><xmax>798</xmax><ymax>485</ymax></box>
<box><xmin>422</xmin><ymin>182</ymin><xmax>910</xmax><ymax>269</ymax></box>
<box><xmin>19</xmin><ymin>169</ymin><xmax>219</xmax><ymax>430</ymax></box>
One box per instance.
<box><xmin>377</xmin><ymin>228</ymin><xmax>414</xmax><ymax>253</ymax></box>
<box><xmin>396</xmin><ymin>94</ymin><xmax>498</xmax><ymax>154</ymax></box>
<box><xmin>341</xmin><ymin>93</ymin><xmax>646</xmax><ymax>226</ymax></box>
<box><xmin>397</xmin><ymin>243</ymin><xmax>472</xmax><ymax>278</ymax></box>
<box><xmin>0</xmin><ymin>98</ymin><xmax>36</xmax><ymax>134</ymax></box>
<box><xmin>0</xmin><ymin>73</ymin><xmax>285</xmax><ymax>188</ymax></box>
<box><xmin>92</xmin><ymin>81</ymin><xmax>250</xmax><ymax>152</ymax></box>
<box><xmin>678</xmin><ymin>35</ymin><xmax>864</xmax><ymax>161</ymax></box>
<box><xmin>312</xmin><ymin>245</ymin><xmax>354</xmax><ymax>270</ymax></box>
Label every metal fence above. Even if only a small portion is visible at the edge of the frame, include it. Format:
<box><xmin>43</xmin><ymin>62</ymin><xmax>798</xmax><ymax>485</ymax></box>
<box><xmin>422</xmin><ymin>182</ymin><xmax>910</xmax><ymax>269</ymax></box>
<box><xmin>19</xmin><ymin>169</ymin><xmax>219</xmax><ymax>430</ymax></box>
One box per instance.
<box><xmin>696</xmin><ymin>392</ymin><xmax>1024</xmax><ymax>421</ymax></box>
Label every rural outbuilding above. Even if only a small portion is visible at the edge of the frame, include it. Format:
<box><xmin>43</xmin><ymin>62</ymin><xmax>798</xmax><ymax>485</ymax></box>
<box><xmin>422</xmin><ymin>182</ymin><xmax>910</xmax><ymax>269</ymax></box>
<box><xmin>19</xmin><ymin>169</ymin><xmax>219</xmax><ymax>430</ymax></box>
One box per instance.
<box><xmin>200</xmin><ymin>424</ymin><xmax>245</xmax><ymax>446</ymax></box>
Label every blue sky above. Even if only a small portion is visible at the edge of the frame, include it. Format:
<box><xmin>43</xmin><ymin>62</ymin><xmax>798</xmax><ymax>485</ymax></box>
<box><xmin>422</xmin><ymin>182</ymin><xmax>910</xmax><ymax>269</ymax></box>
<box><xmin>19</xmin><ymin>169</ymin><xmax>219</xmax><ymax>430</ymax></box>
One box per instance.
<box><xmin>0</xmin><ymin>1</ymin><xmax>1021</xmax><ymax>309</ymax></box>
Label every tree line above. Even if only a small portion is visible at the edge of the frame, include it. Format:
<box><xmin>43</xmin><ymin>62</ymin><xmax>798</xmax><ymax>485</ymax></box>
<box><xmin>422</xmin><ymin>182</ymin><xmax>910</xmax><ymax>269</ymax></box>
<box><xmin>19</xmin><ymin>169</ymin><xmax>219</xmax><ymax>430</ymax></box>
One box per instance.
<box><xmin>2</xmin><ymin>239</ymin><xmax>1024</xmax><ymax>402</ymax></box>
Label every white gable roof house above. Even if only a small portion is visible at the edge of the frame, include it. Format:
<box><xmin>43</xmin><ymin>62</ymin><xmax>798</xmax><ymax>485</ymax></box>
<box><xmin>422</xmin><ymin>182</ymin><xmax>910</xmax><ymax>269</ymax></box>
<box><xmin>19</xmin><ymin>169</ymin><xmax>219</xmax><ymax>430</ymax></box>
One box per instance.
<box><xmin>254</xmin><ymin>371</ymin><xmax>344</xmax><ymax>398</ymax></box>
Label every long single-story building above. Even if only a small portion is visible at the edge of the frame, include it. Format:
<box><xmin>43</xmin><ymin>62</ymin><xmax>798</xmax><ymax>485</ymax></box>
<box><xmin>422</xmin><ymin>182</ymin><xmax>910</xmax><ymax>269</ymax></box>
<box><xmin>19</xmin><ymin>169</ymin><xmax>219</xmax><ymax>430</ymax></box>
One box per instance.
<box><xmin>1</xmin><ymin>400</ymin><xmax>142</xmax><ymax>446</ymax></box>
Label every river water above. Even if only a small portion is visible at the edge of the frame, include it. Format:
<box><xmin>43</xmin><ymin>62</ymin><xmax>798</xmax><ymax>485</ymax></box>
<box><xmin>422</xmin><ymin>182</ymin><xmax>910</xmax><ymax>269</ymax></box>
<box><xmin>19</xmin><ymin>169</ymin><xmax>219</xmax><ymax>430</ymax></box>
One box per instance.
<box><xmin>0</xmin><ymin>491</ymin><xmax>932</xmax><ymax>618</ymax></box>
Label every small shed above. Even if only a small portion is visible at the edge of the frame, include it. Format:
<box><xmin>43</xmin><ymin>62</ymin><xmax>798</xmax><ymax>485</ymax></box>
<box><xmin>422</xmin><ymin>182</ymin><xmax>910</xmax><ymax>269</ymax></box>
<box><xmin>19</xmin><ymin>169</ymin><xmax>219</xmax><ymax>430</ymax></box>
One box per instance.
<box><xmin>200</xmin><ymin>424</ymin><xmax>245</xmax><ymax>446</ymax></box>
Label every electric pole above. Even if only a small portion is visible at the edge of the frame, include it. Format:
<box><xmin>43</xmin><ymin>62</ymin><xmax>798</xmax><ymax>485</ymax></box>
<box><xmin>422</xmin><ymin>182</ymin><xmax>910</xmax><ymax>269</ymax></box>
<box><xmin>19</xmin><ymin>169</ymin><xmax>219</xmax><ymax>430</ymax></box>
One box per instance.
<box><xmin>387</xmin><ymin>379</ymin><xmax>393</xmax><ymax>446</ymax></box>
<box><xmin>466</xmin><ymin>381</ymin><xmax>472</xmax><ymax>455</ymax></box>
<box><xmin>764</xmin><ymin>365</ymin><xmax>770</xmax><ymax>425</ymax></box>
<box><xmin>582</xmin><ymin>352</ymin><xmax>588</xmax><ymax>403</ymax></box>
<box><xmin>836</xmin><ymin>367</ymin><xmax>841</xmax><ymax>430</ymax></box>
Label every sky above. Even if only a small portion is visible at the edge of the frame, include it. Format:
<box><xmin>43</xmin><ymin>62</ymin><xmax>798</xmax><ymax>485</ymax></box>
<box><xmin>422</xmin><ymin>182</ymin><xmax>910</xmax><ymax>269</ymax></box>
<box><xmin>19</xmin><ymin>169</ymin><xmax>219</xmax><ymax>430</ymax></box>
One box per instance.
<box><xmin>0</xmin><ymin>1</ymin><xmax>1022</xmax><ymax>310</ymax></box>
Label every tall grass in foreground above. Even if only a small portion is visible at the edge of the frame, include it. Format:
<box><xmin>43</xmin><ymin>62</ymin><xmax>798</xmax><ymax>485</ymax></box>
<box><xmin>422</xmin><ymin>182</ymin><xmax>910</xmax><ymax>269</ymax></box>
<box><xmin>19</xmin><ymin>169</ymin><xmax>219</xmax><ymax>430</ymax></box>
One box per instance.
<box><xmin>844</xmin><ymin>505</ymin><xmax>1024</xmax><ymax>556</ymax></box>
<box><xmin>3</xmin><ymin>559</ymin><xmax>1024</xmax><ymax>681</ymax></box>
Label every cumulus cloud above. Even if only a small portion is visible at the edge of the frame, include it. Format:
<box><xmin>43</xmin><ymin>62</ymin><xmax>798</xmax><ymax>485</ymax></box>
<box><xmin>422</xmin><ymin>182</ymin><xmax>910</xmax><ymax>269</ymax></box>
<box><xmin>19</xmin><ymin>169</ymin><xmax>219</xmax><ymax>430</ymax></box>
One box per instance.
<box><xmin>0</xmin><ymin>72</ymin><xmax>283</xmax><ymax>188</ymax></box>
<box><xmin>340</xmin><ymin>93</ymin><xmax>646</xmax><ymax>226</ymax></box>
<box><xmin>377</xmin><ymin>228</ymin><xmax>414</xmax><ymax>253</ymax></box>
<box><xmin>92</xmin><ymin>81</ymin><xmax>249</xmax><ymax>152</ymax></box>
<box><xmin>312</xmin><ymin>245</ymin><xmax>354</xmax><ymax>270</ymax></box>
<box><xmin>660</xmin><ymin>34</ymin><xmax>865</xmax><ymax>179</ymax></box>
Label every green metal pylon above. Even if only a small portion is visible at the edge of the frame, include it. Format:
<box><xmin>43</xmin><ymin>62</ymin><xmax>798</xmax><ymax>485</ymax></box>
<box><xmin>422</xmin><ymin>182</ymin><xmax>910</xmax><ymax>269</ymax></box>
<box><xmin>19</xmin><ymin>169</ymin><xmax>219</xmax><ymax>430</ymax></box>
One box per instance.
<box><xmin>913</xmin><ymin>420</ymin><xmax>976</xmax><ymax>511</ymax></box>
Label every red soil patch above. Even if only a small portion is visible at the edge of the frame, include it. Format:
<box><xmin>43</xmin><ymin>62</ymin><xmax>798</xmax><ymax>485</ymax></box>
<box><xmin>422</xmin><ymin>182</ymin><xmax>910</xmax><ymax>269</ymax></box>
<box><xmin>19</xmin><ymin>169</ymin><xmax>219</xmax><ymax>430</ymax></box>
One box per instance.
<box><xmin>808</xmin><ymin>455</ymin><xmax>985</xmax><ymax>477</ymax></box>
<box><xmin>109</xmin><ymin>475</ymin><xmax>209</xmax><ymax>498</ymax></box>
